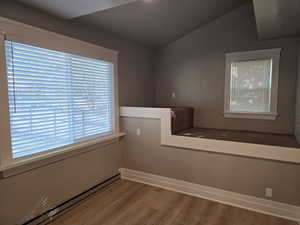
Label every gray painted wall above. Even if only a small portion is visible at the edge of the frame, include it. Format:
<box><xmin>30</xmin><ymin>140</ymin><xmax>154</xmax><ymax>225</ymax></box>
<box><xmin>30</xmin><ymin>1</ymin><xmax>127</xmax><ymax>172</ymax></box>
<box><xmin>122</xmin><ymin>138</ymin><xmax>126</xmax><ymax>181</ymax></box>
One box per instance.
<box><xmin>0</xmin><ymin>0</ymin><xmax>155</xmax><ymax>107</ymax></box>
<box><xmin>121</xmin><ymin>117</ymin><xmax>300</xmax><ymax>206</ymax></box>
<box><xmin>154</xmin><ymin>3</ymin><xmax>300</xmax><ymax>134</ymax></box>
<box><xmin>295</xmin><ymin>44</ymin><xmax>300</xmax><ymax>142</ymax></box>
<box><xmin>0</xmin><ymin>142</ymin><xmax>123</xmax><ymax>225</ymax></box>
<box><xmin>1</xmin><ymin>1</ymin><xmax>300</xmax><ymax>224</ymax></box>
<box><xmin>0</xmin><ymin>1</ymin><xmax>153</xmax><ymax>225</ymax></box>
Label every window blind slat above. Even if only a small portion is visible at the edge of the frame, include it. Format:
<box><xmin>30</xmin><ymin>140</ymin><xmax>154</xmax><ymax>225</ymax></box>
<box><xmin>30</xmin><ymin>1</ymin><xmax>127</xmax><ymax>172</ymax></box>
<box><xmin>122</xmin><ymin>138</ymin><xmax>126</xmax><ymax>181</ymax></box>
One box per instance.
<box><xmin>5</xmin><ymin>41</ymin><xmax>114</xmax><ymax>158</ymax></box>
<box><xmin>229</xmin><ymin>59</ymin><xmax>272</xmax><ymax>113</ymax></box>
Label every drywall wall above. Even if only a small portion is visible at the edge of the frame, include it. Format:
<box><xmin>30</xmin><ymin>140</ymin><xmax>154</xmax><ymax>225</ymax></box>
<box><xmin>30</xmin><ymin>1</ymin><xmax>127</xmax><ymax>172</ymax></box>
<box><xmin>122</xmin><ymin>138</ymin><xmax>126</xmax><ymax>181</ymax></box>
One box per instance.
<box><xmin>154</xmin><ymin>3</ymin><xmax>300</xmax><ymax>134</ymax></box>
<box><xmin>0</xmin><ymin>142</ymin><xmax>123</xmax><ymax>225</ymax></box>
<box><xmin>121</xmin><ymin>117</ymin><xmax>300</xmax><ymax>206</ymax></box>
<box><xmin>0</xmin><ymin>0</ymin><xmax>155</xmax><ymax>107</ymax></box>
<box><xmin>0</xmin><ymin>1</ymin><xmax>153</xmax><ymax>225</ymax></box>
<box><xmin>295</xmin><ymin>44</ymin><xmax>300</xmax><ymax>142</ymax></box>
<box><xmin>253</xmin><ymin>0</ymin><xmax>300</xmax><ymax>40</ymax></box>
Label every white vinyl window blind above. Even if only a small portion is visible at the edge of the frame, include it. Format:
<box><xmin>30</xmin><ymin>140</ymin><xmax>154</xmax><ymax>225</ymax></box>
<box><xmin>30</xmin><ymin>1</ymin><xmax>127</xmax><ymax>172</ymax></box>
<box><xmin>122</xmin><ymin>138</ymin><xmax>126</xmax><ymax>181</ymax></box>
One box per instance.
<box><xmin>229</xmin><ymin>59</ymin><xmax>272</xmax><ymax>113</ymax></box>
<box><xmin>5</xmin><ymin>41</ymin><xmax>114</xmax><ymax>158</ymax></box>
<box><xmin>224</xmin><ymin>49</ymin><xmax>280</xmax><ymax>120</ymax></box>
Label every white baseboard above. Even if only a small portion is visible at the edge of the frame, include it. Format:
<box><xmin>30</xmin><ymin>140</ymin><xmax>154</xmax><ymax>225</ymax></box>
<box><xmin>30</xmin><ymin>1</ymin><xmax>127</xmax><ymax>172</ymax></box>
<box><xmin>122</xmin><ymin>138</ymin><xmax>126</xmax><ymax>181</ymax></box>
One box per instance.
<box><xmin>120</xmin><ymin>168</ymin><xmax>300</xmax><ymax>223</ymax></box>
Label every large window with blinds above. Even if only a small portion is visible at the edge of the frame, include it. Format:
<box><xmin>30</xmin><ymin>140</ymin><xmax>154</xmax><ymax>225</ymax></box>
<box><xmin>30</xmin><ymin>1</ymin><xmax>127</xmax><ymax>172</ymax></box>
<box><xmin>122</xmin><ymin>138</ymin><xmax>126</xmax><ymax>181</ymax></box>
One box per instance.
<box><xmin>4</xmin><ymin>41</ymin><xmax>114</xmax><ymax>159</ymax></box>
<box><xmin>224</xmin><ymin>49</ymin><xmax>281</xmax><ymax>120</ymax></box>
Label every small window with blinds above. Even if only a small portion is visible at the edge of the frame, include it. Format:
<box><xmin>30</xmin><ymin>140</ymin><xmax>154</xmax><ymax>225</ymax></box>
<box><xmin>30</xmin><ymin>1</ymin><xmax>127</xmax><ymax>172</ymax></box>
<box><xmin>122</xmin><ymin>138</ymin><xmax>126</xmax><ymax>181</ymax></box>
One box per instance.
<box><xmin>224</xmin><ymin>49</ymin><xmax>281</xmax><ymax>120</ymax></box>
<box><xmin>4</xmin><ymin>41</ymin><xmax>114</xmax><ymax>158</ymax></box>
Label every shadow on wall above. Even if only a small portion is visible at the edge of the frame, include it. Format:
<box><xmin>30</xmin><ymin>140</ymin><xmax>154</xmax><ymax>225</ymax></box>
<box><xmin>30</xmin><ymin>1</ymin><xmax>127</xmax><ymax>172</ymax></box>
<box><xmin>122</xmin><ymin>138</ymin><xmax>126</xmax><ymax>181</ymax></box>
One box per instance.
<box><xmin>154</xmin><ymin>3</ymin><xmax>300</xmax><ymax>136</ymax></box>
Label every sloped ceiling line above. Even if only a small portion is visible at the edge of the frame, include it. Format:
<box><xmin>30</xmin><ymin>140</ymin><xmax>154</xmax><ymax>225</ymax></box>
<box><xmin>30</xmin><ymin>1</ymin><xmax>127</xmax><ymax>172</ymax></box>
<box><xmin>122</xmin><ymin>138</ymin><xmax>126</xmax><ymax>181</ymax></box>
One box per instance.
<box><xmin>17</xmin><ymin>0</ymin><xmax>249</xmax><ymax>47</ymax></box>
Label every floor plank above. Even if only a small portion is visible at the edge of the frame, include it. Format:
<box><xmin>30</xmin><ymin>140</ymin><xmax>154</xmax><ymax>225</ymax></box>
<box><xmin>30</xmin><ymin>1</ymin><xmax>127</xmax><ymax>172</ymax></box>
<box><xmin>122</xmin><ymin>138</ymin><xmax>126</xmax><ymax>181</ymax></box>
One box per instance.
<box><xmin>49</xmin><ymin>180</ymin><xmax>298</xmax><ymax>225</ymax></box>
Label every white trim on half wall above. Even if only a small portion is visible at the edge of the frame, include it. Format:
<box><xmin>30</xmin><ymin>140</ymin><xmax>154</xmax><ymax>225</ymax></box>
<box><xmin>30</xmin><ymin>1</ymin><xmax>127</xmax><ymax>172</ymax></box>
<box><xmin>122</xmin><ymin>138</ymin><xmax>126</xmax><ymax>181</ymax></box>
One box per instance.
<box><xmin>120</xmin><ymin>106</ymin><xmax>300</xmax><ymax>164</ymax></box>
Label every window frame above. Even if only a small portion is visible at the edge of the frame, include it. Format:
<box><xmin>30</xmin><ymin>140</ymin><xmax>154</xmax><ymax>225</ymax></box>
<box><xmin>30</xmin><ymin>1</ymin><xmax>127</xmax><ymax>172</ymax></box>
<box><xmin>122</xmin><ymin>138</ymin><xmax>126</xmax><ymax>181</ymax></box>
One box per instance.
<box><xmin>0</xmin><ymin>17</ymin><xmax>120</xmax><ymax>171</ymax></box>
<box><xmin>224</xmin><ymin>48</ymin><xmax>281</xmax><ymax>120</ymax></box>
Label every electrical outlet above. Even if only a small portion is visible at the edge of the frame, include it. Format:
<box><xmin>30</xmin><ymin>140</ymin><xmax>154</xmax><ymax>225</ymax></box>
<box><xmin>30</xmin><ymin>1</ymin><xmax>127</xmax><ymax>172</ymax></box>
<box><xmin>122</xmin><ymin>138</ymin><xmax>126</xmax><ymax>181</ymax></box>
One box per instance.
<box><xmin>265</xmin><ymin>188</ymin><xmax>273</xmax><ymax>198</ymax></box>
<box><xmin>136</xmin><ymin>128</ymin><xmax>141</xmax><ymax>136</ymax></box>
<box><xmin>171</xmin><ymin>92</ymin><xmax>176</xmax><ymax>99</ymax></box>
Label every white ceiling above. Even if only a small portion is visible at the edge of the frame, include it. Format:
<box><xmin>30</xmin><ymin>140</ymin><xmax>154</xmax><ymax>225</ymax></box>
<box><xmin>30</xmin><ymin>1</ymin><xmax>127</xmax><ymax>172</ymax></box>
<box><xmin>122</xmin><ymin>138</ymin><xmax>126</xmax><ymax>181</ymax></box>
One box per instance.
<box><xmin>75</xmin><ymin>0</ymin><xmax>249</xmax><ymax>47</ymax></box>
<box><xmin>17</xmin><ymin>0</ymin><xmax>141</xmax><ymax>18</ymax></box>
<box><xmin>17</xmin><ymin>0</ymin><xmax>249</xmax><ymax>47</ymax></box>
<box><xmin>11</xmin><ymin>0</ymin><xmax>300</xmax><ymax>47</ymax></box>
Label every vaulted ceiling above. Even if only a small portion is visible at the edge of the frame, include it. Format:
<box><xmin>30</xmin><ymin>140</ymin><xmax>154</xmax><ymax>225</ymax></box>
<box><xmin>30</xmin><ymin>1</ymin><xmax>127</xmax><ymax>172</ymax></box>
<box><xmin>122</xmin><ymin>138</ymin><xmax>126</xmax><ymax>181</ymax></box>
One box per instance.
<box><xmin>16</xmin><ymin>0</ymin><xmax>248</xmax><ymax>48</ymax></box>
<box><xmin>15</xmin><ymin>0</ymin><xmax>300</xmax><ymax>48</ymax></box>
<box><xmin>74</xmin><ymin>0</ymin><xmax>248</xmax><ymax>48</ymax></box>
<box><xmin>17</xmin><ymin>0</ymin><xmax>141</xmax><ymax>19</ymax></box>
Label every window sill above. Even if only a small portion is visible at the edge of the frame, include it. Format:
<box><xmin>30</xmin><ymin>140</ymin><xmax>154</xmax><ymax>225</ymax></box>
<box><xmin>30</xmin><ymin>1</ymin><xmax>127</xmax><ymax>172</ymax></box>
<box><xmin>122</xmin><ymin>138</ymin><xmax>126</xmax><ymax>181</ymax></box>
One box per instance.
<box><xmin>0</xmin><ymin>132</ymin><xmax>126</xmax><ymax>177</ymax></box>
<box><xmin>223</xmin><ymin>112</ymin><xmax>278</xmax><ymax>120</ymax></box>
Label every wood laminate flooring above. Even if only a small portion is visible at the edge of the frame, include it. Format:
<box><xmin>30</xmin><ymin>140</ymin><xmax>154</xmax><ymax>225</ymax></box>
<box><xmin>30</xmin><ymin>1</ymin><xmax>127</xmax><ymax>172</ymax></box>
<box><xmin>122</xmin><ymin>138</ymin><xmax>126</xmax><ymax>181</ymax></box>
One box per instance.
<box><xmin>49</xmin><ymin>180</ymin><xmax>298</xmax><ymax>225</ymax></box>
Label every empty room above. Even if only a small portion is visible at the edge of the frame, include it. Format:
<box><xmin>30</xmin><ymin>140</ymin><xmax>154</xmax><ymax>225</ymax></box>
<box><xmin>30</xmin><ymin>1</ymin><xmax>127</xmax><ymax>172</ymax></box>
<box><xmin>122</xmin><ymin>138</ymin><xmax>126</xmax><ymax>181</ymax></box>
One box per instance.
<box><xmin>1</xmin><ymin>0</ymin><xmax>300</xmax><ymax>224</ymax></box>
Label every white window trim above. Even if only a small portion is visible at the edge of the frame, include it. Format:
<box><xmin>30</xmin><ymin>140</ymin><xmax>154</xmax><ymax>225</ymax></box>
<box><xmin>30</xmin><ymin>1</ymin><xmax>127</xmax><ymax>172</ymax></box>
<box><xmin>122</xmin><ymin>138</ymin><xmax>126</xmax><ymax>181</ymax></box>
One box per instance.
<box><xmin>224</xmin><ymin>48</ymin><xmax>281</xmax><ymax>120</ymax></box>
<box><xmin>223</xmin><ymin>112</ymin><xmax>278</xmax><ymax>120</ymax></box>
<box><xmin>0</xmin><ymin>132</ymin><xmax>125</xmax><ymax>177</ymax></box>
<box><xmin>0</xmin><ymin>17</ymin><xmax>122</xmax><ymax>171</ymax></box>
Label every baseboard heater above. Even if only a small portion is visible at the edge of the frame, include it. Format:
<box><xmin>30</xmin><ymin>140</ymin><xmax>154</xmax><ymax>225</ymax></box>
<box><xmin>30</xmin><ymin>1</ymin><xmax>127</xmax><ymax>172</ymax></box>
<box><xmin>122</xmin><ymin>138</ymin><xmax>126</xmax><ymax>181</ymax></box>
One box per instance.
<box><xmin>23</xmin><ymin>173</ymin><xmax>121</xmax><ymax>225</ymax></box>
